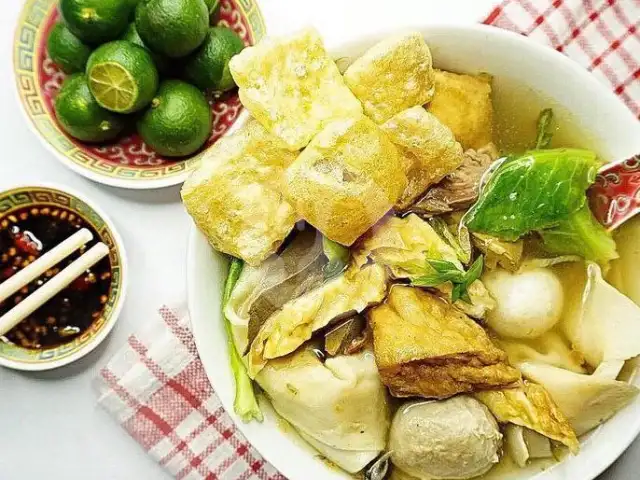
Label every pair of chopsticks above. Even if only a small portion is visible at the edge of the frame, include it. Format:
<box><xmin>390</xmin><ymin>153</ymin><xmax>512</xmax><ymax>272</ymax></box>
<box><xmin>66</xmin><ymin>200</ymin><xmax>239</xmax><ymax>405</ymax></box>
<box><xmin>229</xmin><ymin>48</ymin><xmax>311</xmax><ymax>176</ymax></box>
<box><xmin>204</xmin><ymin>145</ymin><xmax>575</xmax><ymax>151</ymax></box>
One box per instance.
<box><xmin>0</xmin><ymin>229</ymin><xmax>109</xmax><ymax>337</ymax></box>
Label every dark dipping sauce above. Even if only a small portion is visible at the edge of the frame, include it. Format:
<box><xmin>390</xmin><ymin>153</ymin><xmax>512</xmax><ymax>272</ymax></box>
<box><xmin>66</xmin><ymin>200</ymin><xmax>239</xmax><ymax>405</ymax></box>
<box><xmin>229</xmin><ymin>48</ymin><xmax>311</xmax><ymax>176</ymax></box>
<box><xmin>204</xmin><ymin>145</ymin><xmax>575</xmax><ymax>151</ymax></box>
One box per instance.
<box><xmin>0</xmin><ymin>206</ymin><xmax>112</xmax><ymax>349</ymax></box>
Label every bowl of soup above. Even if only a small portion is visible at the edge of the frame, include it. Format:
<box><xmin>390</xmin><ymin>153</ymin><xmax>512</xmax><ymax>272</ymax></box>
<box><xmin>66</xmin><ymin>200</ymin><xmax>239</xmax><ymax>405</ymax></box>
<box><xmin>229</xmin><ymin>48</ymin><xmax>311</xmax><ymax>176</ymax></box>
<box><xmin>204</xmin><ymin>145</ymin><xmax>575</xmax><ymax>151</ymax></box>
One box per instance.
<box><xmin>185</xmin><ymin>24</ymin><xmax>640</xmax><ymax>480</ymax></box>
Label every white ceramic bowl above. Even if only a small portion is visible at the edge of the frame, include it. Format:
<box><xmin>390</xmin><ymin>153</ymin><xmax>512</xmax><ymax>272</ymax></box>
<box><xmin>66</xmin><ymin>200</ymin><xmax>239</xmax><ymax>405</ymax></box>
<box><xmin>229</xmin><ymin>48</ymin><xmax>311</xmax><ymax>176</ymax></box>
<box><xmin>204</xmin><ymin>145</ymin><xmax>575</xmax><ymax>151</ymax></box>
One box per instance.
<box><xmin>187</xmin><ymin>24</ymin><xmax>640</xmax><ymax>480</ymax></box>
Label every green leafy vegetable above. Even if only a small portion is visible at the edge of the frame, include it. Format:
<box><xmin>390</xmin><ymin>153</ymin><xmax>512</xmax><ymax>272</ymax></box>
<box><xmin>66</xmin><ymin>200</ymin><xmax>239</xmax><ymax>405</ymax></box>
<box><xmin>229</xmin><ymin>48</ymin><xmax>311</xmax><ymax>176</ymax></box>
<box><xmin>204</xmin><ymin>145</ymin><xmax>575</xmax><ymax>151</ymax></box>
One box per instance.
<box><xmin>412</xmin><ymin>255</ymin><xmax>485</xmax><ymax>303</ymax></box>
<box><xmin>223</xmin><ymin>257</ymin><xmax>263</xmax><ymax>423</ymax></box>
<box><xmin>540</xmin><ymin>205</ymin><xmax>618</xmax><ymax>266</ymax></box>
<box><xmin>429</xmin><ymin>217</ymin><xmax>472</xmax><ymax>264</ymax></box>
<box><xmin>464</xmin><ymin>148</ymin><xmax>600</xmax><ymax>241</ymax></box>
<box><xmin>534</xmin><ymin>108</ymin><xmax>555</xmax><ymax>149</ymax></box>
<box><xmin>322</xmin><ymin>236</ymin><xmax>350</xmax><ymax>280</ymax></box>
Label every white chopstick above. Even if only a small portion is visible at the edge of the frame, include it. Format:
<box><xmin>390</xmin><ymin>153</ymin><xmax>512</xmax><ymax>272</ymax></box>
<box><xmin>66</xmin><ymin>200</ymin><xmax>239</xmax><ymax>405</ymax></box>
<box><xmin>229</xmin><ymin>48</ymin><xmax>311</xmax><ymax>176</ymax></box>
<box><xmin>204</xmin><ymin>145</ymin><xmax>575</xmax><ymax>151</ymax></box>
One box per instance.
<box><xmin>0</xmin><ymin>228</ymin><xmax>93</xmax><ymax>304</ymax></box>
<box><xmin>0</xmin><ymin>243</ymin><xmax>109</xmax><ymax>337</ymax></box>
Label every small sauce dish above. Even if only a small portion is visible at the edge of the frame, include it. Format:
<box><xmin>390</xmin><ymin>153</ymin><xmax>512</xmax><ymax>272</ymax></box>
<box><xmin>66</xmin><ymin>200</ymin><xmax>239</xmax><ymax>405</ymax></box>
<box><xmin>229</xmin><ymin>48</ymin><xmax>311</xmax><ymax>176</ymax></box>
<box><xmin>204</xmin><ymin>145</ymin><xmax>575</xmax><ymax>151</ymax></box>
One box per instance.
<box><xmin>0</xmin><ymin>184</ymin><xmax>127</xmax><ymax>370</ymax></box>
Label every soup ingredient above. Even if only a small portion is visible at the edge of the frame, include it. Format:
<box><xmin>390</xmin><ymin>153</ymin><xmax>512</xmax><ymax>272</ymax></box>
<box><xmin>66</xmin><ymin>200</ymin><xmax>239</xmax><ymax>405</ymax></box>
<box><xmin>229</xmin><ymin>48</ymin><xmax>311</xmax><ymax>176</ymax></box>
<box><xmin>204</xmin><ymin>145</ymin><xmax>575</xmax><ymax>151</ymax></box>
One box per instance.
<box><xmin>498</xmin><ymin>331</ymin><xmax>587</xmax><ymax>373</ymax></box>
<box><xmin>47</xmin><ymin>23</ymin><xmax>92</xmax><ymax>74</ymax></box>
<box><xmin>135</xmin><ymin>0</ymin><xmax>209</xmax><ymax>58</ymax></box>
<box><xmin>413</xmin><ymin>256</ymin><xmax>484</xmax><ymax>303</ymax></box>
<box><xmin>540</xmin><ymin>205</ymin><xmax>618</xmax><ymax>267</ymax></box>
<box><xmin>137</xmin><ymin>80</ymin><xmax>212</xmax><ymax>157</ymax></box>
<box><xmin>120</xmin><ymin>22</ymin><xmax>169</xmax><ymax>73</ymax></box>
<box><xmin>86</xmin><ymin>41</ymin><xmax>159</xmax><ymax>114</ymax></box>
<box><xmin>474</xmin><ymin>381</ymin><xmax>579</xmax><ymax>452</ymax></box>
<box><xmin>183</xmin><ymin>27</ymin><xmax>245</xmax><ymax>91</ymax></box>
<box><xmin>222</xmin><ymin>258</ymin><xmax>262</xmax><ymax>422</ymax></box>
<box><xmin>247</xmin><ymin>264</ymin><xmax>388</xmax><ymax>377</ymax></box>
<box><xmin>343</xmin><ymin>32</ymin><xmax>435</xmax><ymax>124</ymax></box>
<box><xmin>473</xmin><ymin>233</ymin><xmax>523</xmax><ymax>271</ymax></box>
<box><xmin>229</xmin><ymin>28</ymin><xmax>362</xmax><ymax>150</ymax></box>
<box><xmin>483</xmin><ymin>267</ymin><xmax>564</xmax><ymax>339</ymax></box>
<box><xmin>324</xmin><ymin>315</ymin><xmax>366</xmax><ymax>357</ymax></box>
<box><xmin>505</xmin><ymin>425</ymin><xmax>553</xmax><ymax>468</ymax></box>
<box><xmin>464</xmin><ymin>148</ymin><xmax>600</xmax><ymax>241</ymax></box>
<box><xmin>0</xmin><ymin>205</ymin><xmax>112</xmax><ymax>349</ymax></box>
<box><xmin>607</xmin><ymin>216</ymin><xmax>640</xmax><ymax>304</ymax></box>
<box><xmin>389</xmin><ymin>397</ymin><xmax>502</xmax><ymax>480</ymax></box>
<box><xmin>380</xmin><ymin>106</ymin><xmax>463</xmax><ymax>208</ymax></box>
<box><xmin>256</xmin><ymin>347</ymin><xmax>390</xmax><ymax>473</ymax></box>
<box><xmin>181</xmin><ymin>119</ymin><xmax>298</xmax><ymax>265</ymax></box>
<box><xmin>60</xmin><ymin>0</ymin><xmax>131</xmax><ymax>44</ymax></box>
<box><xmin>410</xmin><ymin>143</ymin><xmax>497</xmax><ymax>216</ymax></box>
<box><xmin>534</xmin><ymin>108</ymin><xmax>555</xmax><ymax>149</ymax></box>
<box><xmin>285</xmin><ymin>115</ymin><xmax>407</xmax><ymax>246</ymax></box>
<box><xmin>224</xmin><ymin>229</ymin><xmax>325</xmax><ymax>351</ymax></box>
<box><xmin>429</xmin><ymin>217</ymin><xmax>472</xmax><ymax>264</ymax></box>
<box><xmin>55</xmin><ymin>74</ymin><xmax>126</xmax><ymax>142</ymax></box>
<box><xmin>364</xmin><ymin>452</ymin><xmax>393</xmax><ymax>480</ymax></box>
<box><xmin>369</xmin><ymin>286</ymin><xmax>520</xmax><ymax>399</ymax></box>
<box><xmin>427</xmin><ymin>70</ymin><xmax>493</xmax><ymax>150</ymax></box>
<box><xmin>561</xmin><ymin>262</ymin><xmax>640</xmax><ymax>371</ymax></box>
<box><xmin>322</xmin><ymin>236</ymin><xmax>350</xmax><ymax>280</ymax></box>
<box><xmin>520</xmin><ymin>362</ymin><xmax>639</xmax><ymax>435</ymax></box>
<box><xmin>353</xmin><ymin>214</ymin><xmax>495</xmax><ymax>318</ymax></box>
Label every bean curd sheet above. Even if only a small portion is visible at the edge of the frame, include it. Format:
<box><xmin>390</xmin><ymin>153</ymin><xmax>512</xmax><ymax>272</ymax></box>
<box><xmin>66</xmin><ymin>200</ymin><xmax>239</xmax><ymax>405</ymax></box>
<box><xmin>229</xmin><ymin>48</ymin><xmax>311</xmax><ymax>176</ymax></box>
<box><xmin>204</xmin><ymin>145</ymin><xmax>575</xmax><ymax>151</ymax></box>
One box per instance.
<box><xmin>182</xmin><ymin>29</ymin><xmax>640</xmax><ymax>480</ymax></box>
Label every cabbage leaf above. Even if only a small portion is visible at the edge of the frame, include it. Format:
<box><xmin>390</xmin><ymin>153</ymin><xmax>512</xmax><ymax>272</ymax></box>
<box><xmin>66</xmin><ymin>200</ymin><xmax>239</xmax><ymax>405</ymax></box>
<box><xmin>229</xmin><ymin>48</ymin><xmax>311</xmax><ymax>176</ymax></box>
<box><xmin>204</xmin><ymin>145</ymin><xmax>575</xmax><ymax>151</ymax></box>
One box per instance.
<box><xmin>464</xmin><ymin>149</ymin><xmax>600</xmax><ymax>241</ymax></box>
<box><xmin>223</xmin><ymin>258</ymin><xmax>263</xmax><ymax>422</ymax></box>
<box><xmin>540</xmin><ymin>205</ymin><xmax>618</xmax><ymax>267</ymax></box>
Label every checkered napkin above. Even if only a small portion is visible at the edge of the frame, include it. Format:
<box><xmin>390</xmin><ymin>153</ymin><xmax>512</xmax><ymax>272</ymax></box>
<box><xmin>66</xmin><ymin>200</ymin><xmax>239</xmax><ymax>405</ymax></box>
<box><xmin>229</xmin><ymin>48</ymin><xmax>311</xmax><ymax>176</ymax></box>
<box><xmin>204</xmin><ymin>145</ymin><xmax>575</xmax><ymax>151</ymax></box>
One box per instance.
<box><xmin>94</xmin><ymin>2</ymin><xmax>640</xmax><ymax>479</ymax></box>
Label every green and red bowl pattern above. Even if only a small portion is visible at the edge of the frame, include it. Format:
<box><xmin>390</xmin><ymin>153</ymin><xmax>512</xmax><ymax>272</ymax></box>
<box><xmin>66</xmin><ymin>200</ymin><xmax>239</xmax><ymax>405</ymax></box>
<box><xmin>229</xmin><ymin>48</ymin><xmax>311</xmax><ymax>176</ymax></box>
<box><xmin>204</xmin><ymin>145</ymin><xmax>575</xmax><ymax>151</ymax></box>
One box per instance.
<box><xmin>14</xmin><ymin>0</ymin><xmax>266</xmax><ymax>189</ymax></box>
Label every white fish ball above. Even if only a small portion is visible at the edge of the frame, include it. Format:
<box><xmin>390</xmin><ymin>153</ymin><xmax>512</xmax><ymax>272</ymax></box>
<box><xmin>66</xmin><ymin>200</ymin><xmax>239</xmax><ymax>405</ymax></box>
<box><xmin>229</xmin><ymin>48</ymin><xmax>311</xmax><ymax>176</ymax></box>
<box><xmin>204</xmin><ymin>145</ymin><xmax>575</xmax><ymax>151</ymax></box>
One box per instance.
<box><xmin>483</xmin><ymin>268</ymin><xmax>564</xmax><ymax>339</ymax></box>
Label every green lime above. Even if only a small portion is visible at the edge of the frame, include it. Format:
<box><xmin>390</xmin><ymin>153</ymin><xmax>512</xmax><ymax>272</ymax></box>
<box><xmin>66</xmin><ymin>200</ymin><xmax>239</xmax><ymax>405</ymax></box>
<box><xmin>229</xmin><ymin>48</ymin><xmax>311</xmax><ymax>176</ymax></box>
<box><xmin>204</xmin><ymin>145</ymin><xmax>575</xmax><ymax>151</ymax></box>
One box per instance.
<box><xmin>60</xmin><ymin>0</ymin><xmax>132</xmax><ymax>44</ymax></box>
<box><xmin>86</xmin><ymin>40</ymin><xmax>159</xmax><ymax>114</ymax></box>
<box><xmin>203</xmin><ymin>0</ymin><xmax>219</xmax><ymax>14</ymax></box>
<box><xmin>183</xmin><ymin>26</ymin><xmax>244</xmax><ymax>91</ymax></box>
<box><xmin>135</xmin><ymin>0</ymin><xmax>209</xmax><ymax>58</ymax></box>
<box><xmin>55</xmin><ymin>74</ymin><xmax>126</xmax><ymax>142</ymax></box>
<box><xmin>47</xmin><ymin>23</ymin><xmax>92</xmax><ymax>74</ymax></box>
<box><xmin>138</xmin><ymin>80</ymin><xmax>212</xmax><ymax>157</ymax></box>
<box><xmin>121</xmin><ymin>22</ymin><xmax>169</xmax><ymax>73</ymax></box>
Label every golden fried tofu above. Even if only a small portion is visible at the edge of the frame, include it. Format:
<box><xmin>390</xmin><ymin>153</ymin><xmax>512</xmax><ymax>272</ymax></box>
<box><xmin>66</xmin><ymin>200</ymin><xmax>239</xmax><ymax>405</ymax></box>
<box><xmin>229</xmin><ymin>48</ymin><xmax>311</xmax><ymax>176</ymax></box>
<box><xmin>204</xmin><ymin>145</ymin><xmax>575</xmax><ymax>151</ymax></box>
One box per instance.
<box><xmin>285</xmin><ymin>115</ymin><xmax>407</xmax><ymax>246</ymax></box>
<box><xmin>475</xmin><ymin>382</ymin><xmax>579</xmax><ymax>453</ymax></box>
<box><xmin>427</xmin><ymin>70</ymin><xmax>493</xmax><ymax>149</ymax></box>
<box><xmin>343</xmin><ymin>32</ymin><xmax>435</xmax><ymax>124</ymax></box>
<box><xmin>380</xmin><ymin>106</ymin><xmax>464</xmax><ymax>208</ymax></box>
<box><xmin>248</xmin><ymin>264</ymin><xmax>388</xmax><ymax>378</ymax></box>
<box><xmin>182</xmin><ymin>120</ymin><xmax>298</xmax><ymax>266</ymax></box>
<box><xmin>229</xmin><ymin>28</ymin><xmax>362</xmax><ymax>151</ymax></box>
<box><xmin>369</xmin><ymin>286</ymin><xmax>520</xmax><ymax>399</ymax></box>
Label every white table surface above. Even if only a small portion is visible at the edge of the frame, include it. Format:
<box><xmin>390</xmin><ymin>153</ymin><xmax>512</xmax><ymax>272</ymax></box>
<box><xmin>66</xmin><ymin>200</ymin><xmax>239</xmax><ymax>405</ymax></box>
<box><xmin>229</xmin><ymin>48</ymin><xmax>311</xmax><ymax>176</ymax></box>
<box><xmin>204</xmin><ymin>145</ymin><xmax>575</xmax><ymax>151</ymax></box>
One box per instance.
<box><xmin>0</xmin><ymin>0</ymin><xmax>638</xmax><ymax>478</ymax></box>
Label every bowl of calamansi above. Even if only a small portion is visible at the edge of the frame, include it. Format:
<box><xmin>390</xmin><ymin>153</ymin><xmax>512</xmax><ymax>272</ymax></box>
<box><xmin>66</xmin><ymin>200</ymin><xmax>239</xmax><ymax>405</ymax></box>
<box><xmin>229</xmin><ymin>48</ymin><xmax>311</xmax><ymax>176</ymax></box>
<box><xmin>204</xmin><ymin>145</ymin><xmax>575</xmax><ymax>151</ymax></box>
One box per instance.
<box><xmin>13</xmin><ymin>0</ymin><xmax>266</xmax><ymax>189</ymax></box>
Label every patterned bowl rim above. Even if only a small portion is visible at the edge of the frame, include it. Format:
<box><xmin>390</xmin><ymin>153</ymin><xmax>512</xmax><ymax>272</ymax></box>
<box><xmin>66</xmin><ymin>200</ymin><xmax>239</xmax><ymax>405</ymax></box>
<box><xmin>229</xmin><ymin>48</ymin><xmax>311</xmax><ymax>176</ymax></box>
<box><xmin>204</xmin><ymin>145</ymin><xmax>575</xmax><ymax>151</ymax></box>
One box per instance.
<box><xmin>12</xmin><ymin>0</ymin><xmax>266</xmax><ymax>190</ymax></box>
<box><xmin>0</xmin><ymin>183</ymin><xmax>128</xmax><ymax>371</ymax></box>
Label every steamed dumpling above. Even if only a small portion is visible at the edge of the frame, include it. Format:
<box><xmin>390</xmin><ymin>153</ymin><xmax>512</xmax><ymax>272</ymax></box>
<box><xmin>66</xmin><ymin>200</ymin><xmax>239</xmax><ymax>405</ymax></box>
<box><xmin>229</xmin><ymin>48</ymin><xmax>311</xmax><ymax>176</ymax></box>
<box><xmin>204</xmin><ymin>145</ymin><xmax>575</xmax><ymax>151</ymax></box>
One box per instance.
<box><xmin>520</xmin><ymin>362</ymin><xmax>639</xmax><ymax>435</ymax></box>
<box><xmin>256</xmin><ymin>346</ymin><xmax>390</xmax><ymax>473</ymax></box>
<box><xmin>483</xmin><ymin>268</ymin><xmax>564</xmax><ymax>339</ymax></box>
<box><xmin>559</xmin><ymin>262</ymin><xmax>640</xmax><ymax>373</ymax></box>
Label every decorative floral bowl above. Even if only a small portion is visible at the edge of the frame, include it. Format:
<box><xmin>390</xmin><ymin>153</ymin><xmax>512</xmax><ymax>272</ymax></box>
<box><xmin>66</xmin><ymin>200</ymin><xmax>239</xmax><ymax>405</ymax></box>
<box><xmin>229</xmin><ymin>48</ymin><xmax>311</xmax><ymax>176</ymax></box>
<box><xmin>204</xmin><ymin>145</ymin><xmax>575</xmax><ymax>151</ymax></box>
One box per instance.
<box><xmin>13</xmin><ymin>0</ymin><xmax>266</xmax><ymax>189</ymax></box>
<box><xmin>0</xmin><ymin>184</ymin><xmax>127</xmax><ymax>370</ymax></box>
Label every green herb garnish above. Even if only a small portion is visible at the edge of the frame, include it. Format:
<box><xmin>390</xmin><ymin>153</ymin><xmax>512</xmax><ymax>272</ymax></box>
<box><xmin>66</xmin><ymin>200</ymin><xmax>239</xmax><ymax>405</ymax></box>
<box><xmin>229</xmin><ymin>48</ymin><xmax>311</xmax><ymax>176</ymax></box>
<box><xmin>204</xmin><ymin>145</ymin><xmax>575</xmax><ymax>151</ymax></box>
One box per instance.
<box><xmin>534</xmin><ymin>108</ymin><xmax>555</xmax><ymax>149</ymax></box>
<box><xmin>412</xmin><ymin>255</ymin><xmax>485</xmax><ymax>303</ymax></box>
<box><xmin>223</xmin><ymin>257</ymin><xmax>263</xmax><ymax>423</ymax></box>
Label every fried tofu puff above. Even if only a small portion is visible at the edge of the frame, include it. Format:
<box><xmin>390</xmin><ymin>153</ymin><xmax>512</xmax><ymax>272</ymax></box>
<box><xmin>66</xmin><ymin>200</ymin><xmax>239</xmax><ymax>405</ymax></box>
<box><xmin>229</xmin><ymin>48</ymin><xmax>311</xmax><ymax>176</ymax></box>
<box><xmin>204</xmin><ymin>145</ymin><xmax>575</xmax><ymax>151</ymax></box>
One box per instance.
<box><xmin>344</xmin><ymin>32</ymin><xmax>435</xmax><ymax>124</ymax></box>
<box><xmin>285</xmin><ymin>115</ymin><xmax>407</xmax><ymax>246</ymax></box>
<box><xmin>380</xmin><ymin>106</ymin><xmax>464</xmax><ymax>208</ymax></box>
<box><xmin>427</xmin><ymin>70</ymin><xmax>494</xmax><ymax>149</ymax></box>
<box><xmin>181</xmin><ymin>120</ymin><xmax>298</xmax><ymax>266</ymax></box>
<box><xmin>229</xmin><ymin>28</ymin><xmax>362</xmax><ymax>151</ymax></box>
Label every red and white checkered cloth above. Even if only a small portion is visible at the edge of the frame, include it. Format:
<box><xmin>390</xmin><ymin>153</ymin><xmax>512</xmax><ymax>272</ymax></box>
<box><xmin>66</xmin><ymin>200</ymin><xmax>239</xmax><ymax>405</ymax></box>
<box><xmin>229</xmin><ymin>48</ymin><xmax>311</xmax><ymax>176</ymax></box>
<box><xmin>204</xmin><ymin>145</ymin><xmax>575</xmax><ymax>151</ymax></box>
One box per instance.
<box><xmin>94</xmin><ymin>2</ymin><xmax>640</xmax><ymax>479</ymax></box>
